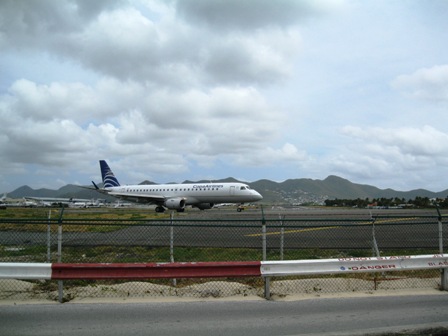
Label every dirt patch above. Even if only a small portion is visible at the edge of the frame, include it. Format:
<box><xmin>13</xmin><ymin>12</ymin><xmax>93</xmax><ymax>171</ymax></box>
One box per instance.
<box><xmin>0</xmin><ymin>277</ymin><xmax>444</xmax><ymax>304</ymax></box>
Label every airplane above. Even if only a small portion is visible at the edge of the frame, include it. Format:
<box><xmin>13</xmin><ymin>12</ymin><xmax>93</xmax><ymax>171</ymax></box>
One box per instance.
<box><xmin>0</xmin><ymin>194</ymin><xmax>25</xmax><ymax>208</ymax></box>
<box><xmin>21</xmin><ymin>198</ymin><xmax>38</xmax><ymax>207</ymax></box>
<box><xmin>90</xmin><ymin>160</ymin><xmax>263</xmax><ymax>212</ymax></box>
<box><xmin>23</xmin><ymin>196</ymin><xmax>101</xmax><ymax>207</ymax></box>
<box><xmin>69</xmin><ymin>199</ymin><xmax>104</xmax><ymax>208</ymax></box>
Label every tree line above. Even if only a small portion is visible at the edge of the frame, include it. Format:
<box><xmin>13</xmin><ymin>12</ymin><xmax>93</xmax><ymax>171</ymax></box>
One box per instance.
<box><xmin>324</xmin><ymin>196</ymin><xmax>448</xmax><ymax>209</ymax></box>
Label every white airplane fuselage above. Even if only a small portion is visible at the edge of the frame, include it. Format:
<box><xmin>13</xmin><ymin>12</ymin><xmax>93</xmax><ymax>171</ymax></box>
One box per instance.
<box><xmin>106</xmin><ymin>182</ymin><xmax>262</xmax><ymax>206</ymax></box>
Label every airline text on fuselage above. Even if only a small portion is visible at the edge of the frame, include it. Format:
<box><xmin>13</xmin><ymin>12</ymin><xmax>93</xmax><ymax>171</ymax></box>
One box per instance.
<box><xmin>192</xmin><ymin>184</ymin><xmax>225</xmax><ymax>189</ymax></box>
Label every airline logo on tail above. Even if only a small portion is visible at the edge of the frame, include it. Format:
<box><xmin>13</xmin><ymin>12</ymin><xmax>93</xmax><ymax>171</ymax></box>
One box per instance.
<box><xmin>100</xmin><ymin>160</ymin><xmax>120</xmax><ymax>188</ymax></box>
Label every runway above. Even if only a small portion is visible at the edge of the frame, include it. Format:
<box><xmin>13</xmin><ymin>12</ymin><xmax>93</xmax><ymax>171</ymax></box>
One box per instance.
<box><xmin>0</xmin><ymin>207</ymin><xmax>446</xmax><ymax>251</ymax></box>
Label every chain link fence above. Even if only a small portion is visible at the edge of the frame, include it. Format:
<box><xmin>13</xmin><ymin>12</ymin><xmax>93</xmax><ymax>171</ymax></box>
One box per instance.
<box><xmin>0</xmin><ymin>208</ymin><xmax>446</xmax><ymax>302</ymax></box>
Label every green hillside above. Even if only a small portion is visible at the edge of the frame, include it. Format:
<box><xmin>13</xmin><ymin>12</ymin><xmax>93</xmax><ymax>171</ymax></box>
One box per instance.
<box><xmin>4</xmin><ymin>175</ymin><xmax>448</xmax><ymax>205</ymax></box>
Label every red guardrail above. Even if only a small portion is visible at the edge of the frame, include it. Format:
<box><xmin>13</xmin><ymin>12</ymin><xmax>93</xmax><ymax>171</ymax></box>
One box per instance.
<box><xmin>52</xmin><ymin>261</ymin><xmax>262</xmax><ymax>280</ymax></box>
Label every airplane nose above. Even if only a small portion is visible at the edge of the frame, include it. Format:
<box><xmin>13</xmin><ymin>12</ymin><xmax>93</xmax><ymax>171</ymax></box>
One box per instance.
<box><xmin>255</xmin><ymin>192</ymin><xmax>263</xmax><ymax>200</ymax></box>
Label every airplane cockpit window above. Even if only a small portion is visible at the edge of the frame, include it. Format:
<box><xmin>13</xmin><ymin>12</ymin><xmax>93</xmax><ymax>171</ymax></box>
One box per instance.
<box><xmin>240</xmin><ymin>186</ymin><xmax>246</xmax><ymax>190</ymax></box>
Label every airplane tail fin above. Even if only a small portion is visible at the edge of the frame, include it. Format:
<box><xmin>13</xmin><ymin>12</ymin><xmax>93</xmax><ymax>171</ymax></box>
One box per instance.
<box><xmin>99</xmin><ymin>160</ymin><xmax>120</xmax><ymax>188</ymax></box>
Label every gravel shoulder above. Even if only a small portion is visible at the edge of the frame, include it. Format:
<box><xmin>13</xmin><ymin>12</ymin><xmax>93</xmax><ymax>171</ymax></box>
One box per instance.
<box><xmin>0</xmin><ymin>277</ymin><xmax>446</xmax><ymax>305</ymax></box>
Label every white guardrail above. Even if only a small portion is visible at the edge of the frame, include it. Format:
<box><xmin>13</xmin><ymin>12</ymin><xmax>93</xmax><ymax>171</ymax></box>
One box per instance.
<box><xmin>260</xmin><ymin>254</ymin><xmax>448</xmax><ymax>277</ymax></box>
<box><xmin>0</xmin><ymin>263</ymin><xmax>52</xmax><ymax>280</ymax></box>
<box><xmin>1</xmin><ymin>255</ymin><xmax>448</xmax><ymax>280</ymax></box>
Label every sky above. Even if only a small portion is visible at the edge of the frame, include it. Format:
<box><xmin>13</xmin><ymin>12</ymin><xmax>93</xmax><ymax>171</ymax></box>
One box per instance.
<box><xmin>1</xmin><ymin>0</ymin><xmax>448</xmax><ymax>193</ymax></box>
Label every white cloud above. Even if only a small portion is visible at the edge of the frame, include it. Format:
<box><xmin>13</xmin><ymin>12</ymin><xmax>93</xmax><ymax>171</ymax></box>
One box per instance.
<box><xmin>8</xmin><ymin>79</ymin><xmax>99</xmax><ymax>122</ymax></box>
<box><xmin>333</xmin><ymin>125</ymin><xmax>448</xmax><ymax>189</ymax></box>
<box><xmin>341</xmin><ymin>125</ymin><xmax>448</xmax><ymax>156</ymax></box>
<box><xmin>0</xmin><ymin>0</ymin><xmax>123</xmax><ymax>49</ymax></box>
<box><xmin>1</xmin><ymin>118</ymin><xmax>90</xmax><ymax>166</ymax></box>
<box><xmin>1</xmin><ymin>0</ymin><xmax>304</xmax><ymax>87</ymax></box>
<box><xmin>232</xmin><ymin>143</ymin><xmax>308</xmax><ymax>167</ymax></box>
<box><xmin>391</xmin><ymin>65</ymin><xmax>448</xmax><ymax>102</ymax></box>
<box><xmin>176</xmin><ymin>0</ymin><xmax>344</xmax><ymax>31</ymax></box>
<box><xmin>0</xmin><ymin>77</ymin><xmax>289</xmax><ymax>181</ymax></box>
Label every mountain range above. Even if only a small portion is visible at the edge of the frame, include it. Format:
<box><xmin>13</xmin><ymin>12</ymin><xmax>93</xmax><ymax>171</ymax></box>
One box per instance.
<box><xmin>3</xmin><ymin>175</ymin><xmax>448</xmax><ymax>205</ymax></box>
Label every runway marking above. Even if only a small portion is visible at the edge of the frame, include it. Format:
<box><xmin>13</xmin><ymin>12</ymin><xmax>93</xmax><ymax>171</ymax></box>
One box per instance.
<box><xmin>246</xmin><ymin>226</ymin><xmax>340</xmax><ymax>237</ymax></box>
<box><xmin>245</xmin><ymin>217</ymin><xmax>418</xmax><ymax>237</ymax></box>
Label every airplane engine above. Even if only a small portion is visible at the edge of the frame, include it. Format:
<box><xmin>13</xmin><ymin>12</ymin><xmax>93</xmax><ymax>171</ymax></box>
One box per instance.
<box><xmin>196</xmin><ymin>203</ymin><xmax>214</xmax><ymax>210</ymax></box>
<box><xmin>164</xmin><ymin>198</ymin><xmax>186</xmax><ymax>210</ymax></box>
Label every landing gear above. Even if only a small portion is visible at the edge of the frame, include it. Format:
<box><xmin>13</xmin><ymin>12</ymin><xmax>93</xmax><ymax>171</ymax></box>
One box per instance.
<box><xmin>237</xmin><ymin>205</ymin><xmax>245</xmax><ymax>212</ymax></box>
<box><xmin>155</xmin><ymin>206</ymin><xmax>185</xmax><ymax>213</ymax></box>
<box><xmin>155</xmin><ymin>206</ymin><xmax>165</xmax><ymax>213</ymax></box>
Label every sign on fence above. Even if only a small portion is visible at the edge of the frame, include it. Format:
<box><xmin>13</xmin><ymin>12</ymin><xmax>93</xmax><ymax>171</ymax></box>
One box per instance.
<box><xmin>260</xmin><ymin>254</ymin><xmax>448</xmax><ymax>276</ymax></box>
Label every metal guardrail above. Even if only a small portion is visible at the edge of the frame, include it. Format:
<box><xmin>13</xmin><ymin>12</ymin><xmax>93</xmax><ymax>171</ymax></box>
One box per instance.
<box><xmin>2</xmin><ymin>254</ymin><xmax>447</xmax><ymax>299</ymax></box>
<box><xmin>261</xmin><ymin>254</ymin><xmax>448</xmax><ymax>276</ymax></box>
<box><xmin>0</xmin><ymin>261</ymin><xmax>261</xmax><ymax>280</ymax></box>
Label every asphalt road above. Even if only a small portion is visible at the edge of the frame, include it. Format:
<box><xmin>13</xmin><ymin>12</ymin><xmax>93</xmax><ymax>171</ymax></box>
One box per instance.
<box><xmin>1</xmin><ymin>294</ymin><xmax>448</xmax><ymax>336</ymax></box>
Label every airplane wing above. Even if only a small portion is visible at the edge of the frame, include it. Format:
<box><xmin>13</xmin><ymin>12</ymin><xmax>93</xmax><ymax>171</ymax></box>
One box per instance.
<box><xmin>107</xmin><ymin>191</ymin><xmax>166</xmax><ymax>204</ymax></box>
<box><xmin>82</xmin><ymin>182</ymin><xmax>168</xmax><ymax>205</ymax></box>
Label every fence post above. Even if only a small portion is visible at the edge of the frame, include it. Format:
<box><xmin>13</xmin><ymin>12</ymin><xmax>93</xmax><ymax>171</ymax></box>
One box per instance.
<box><xmin>57</xmin><ymin>208</ymin><xmax>64</xmax><ymax>303</ymax></box>
<box><xmin>436</xmin><ymin>206</ymin><xmax>447</xmax><ymax>290</ymax></box>
<box><xmin>47</xmin><ymin>210</ymin><xmax>52</xmax><ymax>263</ymax></box>
<box><xmin>279</xmin><ymin>214</ymin><xmax>285</xmax><ymax>261</ymax></box>
<box><xmin>170</xmin><ymin>211</ymin><xmax>177</xmax><ymax>287</ymax></box>
<box><xmin>261</xmin><ymin>206</ymin><xmax>271</xmax><ymax>299</ymax></box>
<box><xmin>371</xmin><ymin>214</ymin><xmax>381</xmax><ymax>258</ymax></box>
